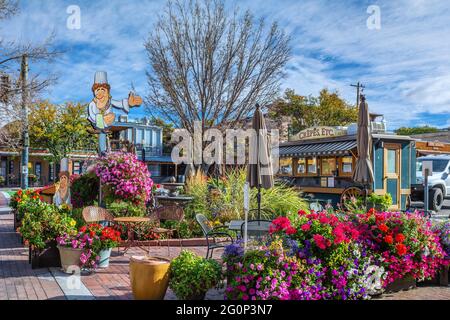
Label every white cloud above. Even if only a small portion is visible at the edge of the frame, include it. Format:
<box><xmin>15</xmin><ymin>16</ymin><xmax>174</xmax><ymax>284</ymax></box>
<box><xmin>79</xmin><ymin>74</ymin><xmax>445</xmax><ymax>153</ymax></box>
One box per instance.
<box><xmin>1</xmin><ymin>0</ymin><xmax>449</xmax><ymax>128</ymax></box>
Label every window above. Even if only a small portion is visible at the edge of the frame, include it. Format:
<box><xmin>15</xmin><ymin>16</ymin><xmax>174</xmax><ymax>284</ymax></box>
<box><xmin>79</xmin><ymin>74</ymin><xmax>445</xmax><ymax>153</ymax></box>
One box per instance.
<box><xmin>307</xmin><ymin>158</ymin><xmax>317</xmax><ymax>174</ymax></box>
<box><xmin>387</xmin><ymin>149</ymin><xmax>397</xmax><ymax>174</ymax></box>
<box><xmin>340</xmin><ymin>156</ymin><xmax>353</xmax><ymax>176</ymax></box>
<box><xmin>279</xmin><ymin>158</ymin><xmax>293</xmax><ymax>175</ymax></box>
<box><xmin>148</xmin><ymin>164</ymin><xmax>161</xmax><ymax>177</ymax></box>
<box><xmin>49</xmin><ymin>163</ymin><xmax>54</xmax><ymax>182</ymax></box>
<box><xmin>321</xmin><ymin>157</ymin><xmax>336</xmax><ymax>176</ymax></box>
<box><xmin>296</xmin><ymin>158</ymin><xmax>306</xmax><ymax>175</ymax></box>
<box><xmin>35</xmin><ymin>162</ymin><xmax>42</xmax><ymax>179</ymax></box>
<box><xmin>72</xmin><ymin>161</ymin><xmax>81</xmax><ymax>175</ymax></box>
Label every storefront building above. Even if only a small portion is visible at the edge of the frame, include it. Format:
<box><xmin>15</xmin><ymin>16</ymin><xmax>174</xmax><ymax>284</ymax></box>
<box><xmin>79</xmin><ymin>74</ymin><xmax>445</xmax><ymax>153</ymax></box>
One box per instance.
<box><xmin>277</xmin><ymin>126</ymin><xmax>416</xmax><ymax>210</ymax></box>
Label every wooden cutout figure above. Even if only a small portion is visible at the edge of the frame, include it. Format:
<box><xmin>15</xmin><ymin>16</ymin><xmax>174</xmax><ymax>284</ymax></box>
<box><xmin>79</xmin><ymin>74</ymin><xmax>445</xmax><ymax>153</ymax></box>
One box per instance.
<box><xmin>87</xmin><ymin>71</ymin><xmax>142</xmax><ymax>132</ymax></box>
<box><xmin>54</xmin><ymin>171</ymin><xmax>71</xmax><ymax>207</ymax></box>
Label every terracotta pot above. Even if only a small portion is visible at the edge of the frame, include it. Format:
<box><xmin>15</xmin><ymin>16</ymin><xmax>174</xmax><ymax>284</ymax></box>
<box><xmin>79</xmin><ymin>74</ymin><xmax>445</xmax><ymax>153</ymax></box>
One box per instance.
<box><xmin>57</xmin><ymin>245</ymin><xmax>84</xmax><ymax>273</ymax></box>
<box><xmin>129</xmin><ymin>256</ymin><xmax>171</xmax><ymax>300</ymax></box>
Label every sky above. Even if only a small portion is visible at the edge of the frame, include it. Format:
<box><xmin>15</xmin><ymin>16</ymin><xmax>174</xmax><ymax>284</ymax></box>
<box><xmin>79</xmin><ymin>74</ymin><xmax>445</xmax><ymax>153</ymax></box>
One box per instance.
<box><xmin>1</xmin><ymin>0</ymin><xmax>450</xmax><ymax>130</ymax></box>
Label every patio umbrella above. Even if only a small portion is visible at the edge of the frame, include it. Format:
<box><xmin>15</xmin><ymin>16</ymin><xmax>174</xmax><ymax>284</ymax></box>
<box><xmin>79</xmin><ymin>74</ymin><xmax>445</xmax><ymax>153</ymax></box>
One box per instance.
<box><xmin>247</xmin><ymin>104</ymin><xmax>274</xmax><ymax>220</ymax></box>
<box><xmin>352</xmin><ymin>95</ymin><xmax>375</xmax><ymax>204</ymax></box>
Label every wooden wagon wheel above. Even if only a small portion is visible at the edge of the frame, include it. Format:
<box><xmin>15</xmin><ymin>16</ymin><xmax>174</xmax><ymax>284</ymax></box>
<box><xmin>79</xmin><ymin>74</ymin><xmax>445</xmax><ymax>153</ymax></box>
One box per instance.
<box><xmin>340</xmin><ymin>186</ymin><xmax>364</xmax><ymax>209</ymax></box>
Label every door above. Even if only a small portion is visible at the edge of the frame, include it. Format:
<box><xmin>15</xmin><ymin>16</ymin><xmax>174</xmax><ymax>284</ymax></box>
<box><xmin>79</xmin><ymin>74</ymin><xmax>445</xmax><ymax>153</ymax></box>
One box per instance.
<box><xmin>384</xmin><ymin>144</ymin><xmax>401</xmax><ymax>210</ymax></box>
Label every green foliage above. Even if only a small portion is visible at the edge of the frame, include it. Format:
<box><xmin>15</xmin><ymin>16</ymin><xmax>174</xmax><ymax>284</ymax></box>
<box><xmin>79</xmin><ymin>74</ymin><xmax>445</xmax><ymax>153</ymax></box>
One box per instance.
<box><xmin>184</xmin><ymin>168</ymin><xmax>307</xmax><ymax>222</ymax></box>
<box><xmin>70</xmin><ymin>172</ymin><xmax>99</xmax><ymax>208</ymax></box>
<box><xmin>344</xmin><ymin>193</ymin><xmax>392</xmax><ymax>213</ymax></box>
<box><xmin>269</xmin><ymin>88</ymin><xmax>358</xmax><ymax>134</ymax></box>
<box><xmin>161</xmin><ymin>220</ymin><xmax>203</xmax><ymax>239</ymax></box>
<box><xmin>394</xmin><ymin>126</ymin><xmax>440</xmax><ymax>136</ymax></box>
<box><xmin>106</xmin><ymin>200</ymin><xmax>146</xmax><ymax>217</ymax></box>
<box><xmin>169</xmin><ymin>250</ymin><xmax>222</xmax><ymax>299</ymax></box>
<box><xmin>19</xmin><ymin>200</ymin><xmax>77</xmax><ymax>249</ymax></box>
<box><xmin>70</xmin><ymin>208</ymin><xmax>86</xmax><ymax>229</ymax></box>
<box><xmin>367</xmin><ymin>193</ymin><xmax>392</xmax><ymax>212</ymax></box>
<box><xmin>28</xmin><ymin>101</ymin><xmax>96</xmax><ymax>164</ymax></box>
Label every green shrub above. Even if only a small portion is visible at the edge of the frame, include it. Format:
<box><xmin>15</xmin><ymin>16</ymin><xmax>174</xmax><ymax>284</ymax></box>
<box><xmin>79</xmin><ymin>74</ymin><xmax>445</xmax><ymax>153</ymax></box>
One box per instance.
<box><xmin>106</xmin><ymin>200</ymin><xmax>146</xmax><ymax>217</ymax></box>
<box><xmin>19</xmin><ymin>200</ymin><xmax>77</xmax><ymax>249</ymax></box>
<box><xmin>184</xmin><ymin>168</ymin><xmax>307</xmax><ymax>222</ymax></box>
<box><xmin>169</xmin><ymin>250</ymin><xmax>222</xmax><ymax>299</ymax></box>
<box><xmin>70</xmin><ymin>172</ymin><xmax>99</xmax><ymax>208</ymax></box>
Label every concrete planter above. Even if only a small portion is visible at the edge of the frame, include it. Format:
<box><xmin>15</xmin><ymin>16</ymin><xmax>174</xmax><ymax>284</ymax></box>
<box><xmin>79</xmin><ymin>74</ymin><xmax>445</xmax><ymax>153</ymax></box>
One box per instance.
<box><xmin>57</xmin><ymin>245</ymin><xmax>84</xmax><ymax>273</ymax></box>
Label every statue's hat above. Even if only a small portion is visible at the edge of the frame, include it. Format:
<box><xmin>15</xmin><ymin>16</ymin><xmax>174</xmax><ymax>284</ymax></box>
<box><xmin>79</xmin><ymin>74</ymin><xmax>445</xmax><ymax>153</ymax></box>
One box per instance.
<box><xmin>94</xmin><ymin>71</ymin><xmax>108</xmax><ymax>84</ymax></box>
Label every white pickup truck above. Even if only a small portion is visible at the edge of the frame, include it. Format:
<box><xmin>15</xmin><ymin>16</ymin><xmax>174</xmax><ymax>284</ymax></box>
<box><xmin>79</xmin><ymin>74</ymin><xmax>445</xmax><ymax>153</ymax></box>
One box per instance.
<box><xmin>411</xmin><ymin>155</ymin><xmax>450</xmax><ymax>211</ymax></box>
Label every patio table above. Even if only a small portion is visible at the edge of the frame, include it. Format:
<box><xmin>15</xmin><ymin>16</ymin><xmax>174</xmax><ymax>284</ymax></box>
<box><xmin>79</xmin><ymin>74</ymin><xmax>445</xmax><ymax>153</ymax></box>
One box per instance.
<box><xmin>113</xmin><ymin>217</ymin><xmax>151</xmax><ymax>255</ymax></box>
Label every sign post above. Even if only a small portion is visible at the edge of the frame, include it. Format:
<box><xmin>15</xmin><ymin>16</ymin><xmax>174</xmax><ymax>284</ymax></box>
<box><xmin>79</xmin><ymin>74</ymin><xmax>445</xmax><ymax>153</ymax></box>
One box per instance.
<box><xmin>422</xmin><ymin>161</ymin><xmax>433</xmax><ymax>215</ymax></box>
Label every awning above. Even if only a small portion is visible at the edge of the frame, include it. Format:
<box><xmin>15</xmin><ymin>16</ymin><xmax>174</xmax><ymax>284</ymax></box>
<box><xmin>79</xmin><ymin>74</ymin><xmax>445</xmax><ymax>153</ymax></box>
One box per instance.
<box><xmin>279</xmin><ymin>140</ymin><xmax>357</xmax><ymax>157</ymax></box>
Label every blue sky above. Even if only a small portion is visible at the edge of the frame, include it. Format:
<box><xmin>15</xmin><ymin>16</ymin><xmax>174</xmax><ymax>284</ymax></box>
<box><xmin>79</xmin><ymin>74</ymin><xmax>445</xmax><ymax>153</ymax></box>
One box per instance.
<box><xmin>1</xmin><ymin>0</ymin><xmax>450</xmax><ymax>129</ymax></box>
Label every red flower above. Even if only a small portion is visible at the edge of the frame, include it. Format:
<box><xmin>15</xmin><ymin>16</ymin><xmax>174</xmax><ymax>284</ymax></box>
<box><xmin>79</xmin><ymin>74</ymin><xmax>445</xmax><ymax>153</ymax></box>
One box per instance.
<box><xmin>378</xmin><ymin>224</ymin><xmax>389</xmax><ymax>233</ymax></box>
<box><xmin>285</xmin><ymin>227</ymin><xmax>297</xmax><ymax>235</ymax></box>
<box><xmin>80</xmin><ymin>226</ymin><xmax>87</xmax><ymax>233</ymax></box>
<box><xmin>384</xmin><ymin>235</ymin><xmax>394</xmax><ymax>244</ymax></box>
<box><xmin>313</xmin><ymin>234</ymin><xmax>330</xmax><ymax>250</ymax></box>
<box><xmin>396</xmin><ymin>243</ymin><xmax>407</xmax><ymax>256</ymax></box>
<box><xmin>298</xmin><ymin>210</ymin><xmax>307</xmax><ymax>216</ymax></box>
<box><xmin>395</xmin><ymin>233</ymin><xmax>405</xmax><ymax>243</ymax></box>
<box><xmin>368</xmin><ymin>208</ymin><xmax>376</xmax><ymax>215</ymax></box>
<box><xmin>300</xmin><ymin>224</ymin><xmax>311</xmax><ymax>231</ymax></box>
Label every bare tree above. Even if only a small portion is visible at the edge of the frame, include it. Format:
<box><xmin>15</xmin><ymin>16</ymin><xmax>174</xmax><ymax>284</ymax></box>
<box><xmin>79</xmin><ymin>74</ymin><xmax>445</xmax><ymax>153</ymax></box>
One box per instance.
<box><xmin>0</xmin><ymin>0</ymin><xmax>60</xmax><ymax>151</ymax></box>
<box><xmin>144</xmin><ymin>0</ymin><xmax>291</xmax><ymax>134</ymax></box>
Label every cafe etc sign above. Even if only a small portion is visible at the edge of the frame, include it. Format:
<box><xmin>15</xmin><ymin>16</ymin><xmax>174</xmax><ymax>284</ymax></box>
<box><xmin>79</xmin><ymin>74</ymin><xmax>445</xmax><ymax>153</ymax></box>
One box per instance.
<box><xmin>289</xmin><ymin>126</ymin><xmax>346</xmax><ymax>141</ymax></box>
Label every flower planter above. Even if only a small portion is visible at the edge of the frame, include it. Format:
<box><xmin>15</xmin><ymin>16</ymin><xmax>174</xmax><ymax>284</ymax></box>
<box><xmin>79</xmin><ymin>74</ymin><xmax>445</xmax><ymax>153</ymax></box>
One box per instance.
<box><xmin>129</xmin><ymin>256</ymin><xmax>170</xmax><ymax>300</ymax></box>
<box><xmin>385</xmin><ymin>275</ymin><xmax>416</xmax><ymax>293</ymax></box>
<box><xmin>97</xmin><ymin>248</ymin><xmax>112</xmax><ymax>268</ymax></box>
<box><xmin>439</xmin><ymin>264</ymin><xmax>449</xmax><ymax>286</ymax></box>
<box><xmin>57</xmin><ymin>246</ymin><xmax>84</xmax><ymax>273</ymax></box>
<box><xmin>185</xmin><ymin>292</ymin><xmax>207</xmax><ymax>300</ymax></box>
<box><xmin>31</xmin><ymin>241</ymin><xmax>61</xmax><ymax>269</ymax></box>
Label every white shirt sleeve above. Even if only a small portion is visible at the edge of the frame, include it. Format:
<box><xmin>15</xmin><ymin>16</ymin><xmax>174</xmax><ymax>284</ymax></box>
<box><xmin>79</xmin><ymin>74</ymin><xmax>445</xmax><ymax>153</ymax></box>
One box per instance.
<box><xmin>111</xmin><ymin>98</ymin><xmax>130</xmax><ymax>113</ymax></box>
<box><xmin>88</xmin><ymin>101</ymin><xmax>97</xmax><ymax>124</ymax></box>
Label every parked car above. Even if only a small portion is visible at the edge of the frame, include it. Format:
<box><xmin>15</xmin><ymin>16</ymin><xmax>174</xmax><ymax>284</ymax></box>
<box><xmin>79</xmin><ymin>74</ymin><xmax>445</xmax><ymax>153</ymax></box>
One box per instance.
<box><xmin>411</xmin><ymin>155</ymin><xmax>450</xmax><ymax>211</ymax></box>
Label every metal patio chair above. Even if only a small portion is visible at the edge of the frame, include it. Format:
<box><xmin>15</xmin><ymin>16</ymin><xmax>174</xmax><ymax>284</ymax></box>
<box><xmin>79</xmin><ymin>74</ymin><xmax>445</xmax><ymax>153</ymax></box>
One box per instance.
<box><xmin>195</xmin><ymin>214</ymin><xmax>234</xmax><ymax>259</ymax></box>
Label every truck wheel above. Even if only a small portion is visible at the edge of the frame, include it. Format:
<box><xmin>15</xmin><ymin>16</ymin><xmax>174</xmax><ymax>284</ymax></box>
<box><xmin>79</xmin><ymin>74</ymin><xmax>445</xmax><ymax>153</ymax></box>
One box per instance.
<box><xmin>429</xmin><ymin>188</ymin><xmax>444</xmax><ymax>211</ymax></box>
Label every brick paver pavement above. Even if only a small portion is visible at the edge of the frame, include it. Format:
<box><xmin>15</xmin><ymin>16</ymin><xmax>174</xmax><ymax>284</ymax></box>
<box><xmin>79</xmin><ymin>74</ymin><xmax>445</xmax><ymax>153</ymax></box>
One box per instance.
<box><xmin>0</xmin><ymin>209</ymin><xmax>449</xmax><ymax>300</ymax></box>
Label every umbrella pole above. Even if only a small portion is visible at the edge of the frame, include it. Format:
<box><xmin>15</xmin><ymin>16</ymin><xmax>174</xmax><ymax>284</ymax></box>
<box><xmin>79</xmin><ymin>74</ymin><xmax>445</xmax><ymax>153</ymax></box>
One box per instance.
<box><xmin>257</xmin><ymin>183</ymin><xmax>261</xmax><ymax>220</ymax></box>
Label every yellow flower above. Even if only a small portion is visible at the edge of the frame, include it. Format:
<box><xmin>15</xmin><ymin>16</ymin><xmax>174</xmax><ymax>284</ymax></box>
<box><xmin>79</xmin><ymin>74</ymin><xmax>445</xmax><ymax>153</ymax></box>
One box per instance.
<box><xmin>69</xmin><ymin>219</ymin><xmax>76</xmax><ymax>227</ymax></box>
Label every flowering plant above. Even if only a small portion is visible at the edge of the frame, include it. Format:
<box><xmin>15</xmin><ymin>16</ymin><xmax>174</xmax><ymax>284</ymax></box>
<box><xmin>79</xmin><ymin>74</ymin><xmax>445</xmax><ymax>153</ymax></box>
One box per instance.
<box><xmin>79</xmin><ymin>223</ymin><xmax>121</xmax><ymax>251</ymax></box>
<box><xmin>353</xmin><ymin>210</ymin><xmax>448</xmax><ymax>286</ymax></box>
<box><xmin>19</xmin><ymin>200</ymin><xmax>77</xmax><ymax>249</ymax></box>
<box><xmin>224</xmin><ymin>239</ymin><xmax>296</xmax><ymax>300</ymax></box>
<box><xmin>57</xmin><ymin>231</ymin><xmax>98</xmax><ymax>269</ymax></box>
<box><xmin>95</xmin><ymin>152</ymin><xmax>153</xmax><ymax>205</ymax></box>
<box><xmin>269</xmin><ymin>211</ymin><xmax>375</xmax><ymax>299</ymax></box>
<box><xmin>433</xmin><ymin>221</ymin><xmax>450</xmax><ymax>256</ymax></box>
<box><xmin>10</xmin><ymin>189</ymin><xmax>42</xmax><ymax>220</ymax></box>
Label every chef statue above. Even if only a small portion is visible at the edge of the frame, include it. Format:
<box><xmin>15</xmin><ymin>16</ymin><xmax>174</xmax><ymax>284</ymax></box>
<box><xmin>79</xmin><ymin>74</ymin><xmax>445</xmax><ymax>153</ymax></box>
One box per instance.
<box><xmin>88</xmin><ymin>71</ymin><xmax>142</xmax><ymax>131</ymax></box>
<box><xmin>53</xmin><ymin>158</ymin><xmax>71</xmax><ymax>207</ymax></box>
<box><xmin>87</xmin><ymin>71</ymin><xmax>142</xmax><ymax>153</ymax></box>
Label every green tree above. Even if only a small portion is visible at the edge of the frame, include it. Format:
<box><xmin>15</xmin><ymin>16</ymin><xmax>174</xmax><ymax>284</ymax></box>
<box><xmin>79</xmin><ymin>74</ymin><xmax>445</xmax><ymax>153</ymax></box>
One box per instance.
<box><xmin>269</xmin><ymin>89</ymin><xmax>358</xmax><ymax>134</ymax></box>
<box><xmin>394</xmin><ymin>126</ymin><xmax>440</xmax><ymax>136</ymax></box>
<box><xmin>28</xmin><ymin>101</ymin><xmax>96</xmax><ymax>165</ymax></box>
